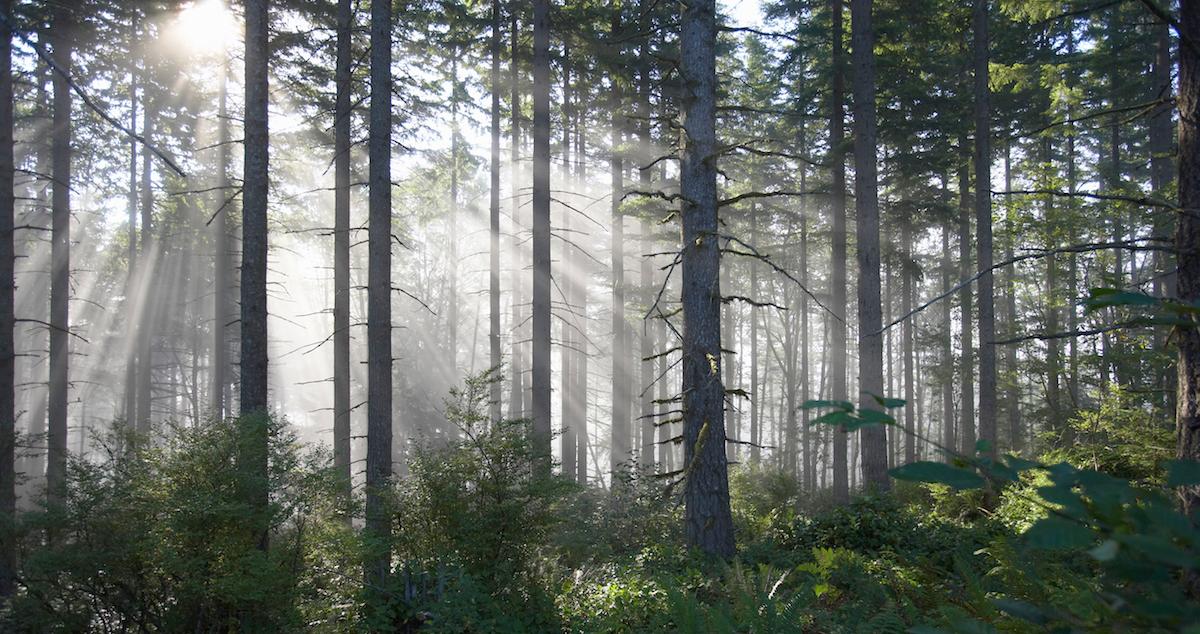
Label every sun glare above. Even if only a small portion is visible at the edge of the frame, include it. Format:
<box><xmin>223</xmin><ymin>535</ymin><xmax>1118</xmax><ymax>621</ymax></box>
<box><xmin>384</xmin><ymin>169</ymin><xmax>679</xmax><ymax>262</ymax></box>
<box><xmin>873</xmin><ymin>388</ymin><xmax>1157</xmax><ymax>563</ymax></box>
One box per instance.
<box><xmin>170</xmin><ymin>0</ymin><xmax>236</xmax><ymax>56</ymax></box>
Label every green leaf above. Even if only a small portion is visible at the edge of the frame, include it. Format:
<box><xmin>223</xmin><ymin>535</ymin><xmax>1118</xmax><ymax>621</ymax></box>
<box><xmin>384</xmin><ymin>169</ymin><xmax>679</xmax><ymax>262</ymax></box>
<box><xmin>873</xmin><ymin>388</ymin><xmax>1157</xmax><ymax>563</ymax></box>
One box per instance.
<box><xmin>1004</xmin><ymin>455</ymin><xmax>1043</xmax><ymax>472</ymax></box>
<box><xmin>1024</xmin><ymin>516</ymin><xmax>1094</xmax><ymax>550</ymax></box>
<box><xmin>974</xmin><ymin>439</ymin><xmax>992</xmax><ymax>455</ymax></box>
<box><xmin>855</xmin><ymin>409</ymin><xmax>897</xmax><ymax>426</ymax></box>
<box><xmin>1083</xmin><ymin>288</ymin><xmax>1159</xmax><ymax>311</ymax></box>
<box><xmin>871</xmin><ymin>395</ymin><xmax>906</xmax><ymax>409</ymax></box>
<box><xmin>810</xmin><ymin>411</ymin><xmax>855</xmax><ymax>427</ymax></box>
<box><xmin>1167</xmin><ymin>459</ymin><xmax>1200</xmax><ymax>487</ymax></box>
<box><xmin>890</xmin><ymin>461</ymin><xmax>984</xmax><ymax>490</ymax></box>
<box><xmin>801</xmin><ymin>399</ymin><xmax>854</xmax><ymax>412</ymax></box>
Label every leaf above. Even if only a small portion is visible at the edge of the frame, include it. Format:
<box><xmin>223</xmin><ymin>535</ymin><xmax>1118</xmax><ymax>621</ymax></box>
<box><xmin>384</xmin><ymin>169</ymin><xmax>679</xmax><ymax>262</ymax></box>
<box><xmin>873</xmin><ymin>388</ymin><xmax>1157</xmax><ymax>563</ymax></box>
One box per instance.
<box><xmin>1003</xmin><ymin>455</ymin><xmax>1043</xmax><ymax>472</ymax></box>
<box><xmin>890</xmin><ymin>461</ymin><xmax>984</xmax><ymax>490</ymax></box>
<box><xmin>801</xmin><ymin>399</ymin><xmax>854</xmax><ymax>412</ymax></box>
<box><xmin>1167</xmin><ymin>459</ymin><xmax>1200</xmax><ymax>487</ymax></box>
<box><xmin>810</xmin><ymin>411</ymin><xmax>855</xmax><ymax>427</ymax></box>
<box><xmin>992</xmin><ymin>598</ymin><xmax>1048</xmax><ymax>624</ymax></box>
<box><xmin>854</xmin><ymin>409</ymin><xmax>897</xmax><ymax>427</ymax></box>
<box><xmin>870</xmin><ymin>394</ymin><xmax>906</xmax><ymax>409</ymax></box>
<box><xmin>974</xmin><ymin>439</ymin><xmax>992</xmax><ymax>455</ymax></box>
<box><xmin>1083</xmin><ymin>288</ymin><xmax>1159</xmax><ymax>311</ymax></box>
<box><xmin>1024</xmin><ymin>516</ymin><xmax>1094</xmax><ymax>550</ymax></box>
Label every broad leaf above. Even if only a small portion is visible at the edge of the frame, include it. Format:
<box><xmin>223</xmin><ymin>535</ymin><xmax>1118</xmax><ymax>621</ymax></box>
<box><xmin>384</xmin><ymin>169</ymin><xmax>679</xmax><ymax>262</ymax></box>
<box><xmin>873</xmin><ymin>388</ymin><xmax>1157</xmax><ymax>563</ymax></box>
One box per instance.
<box><xmin>890</xmin><ymin>461</ymin><xmax>984</xmax><ymax>490</ymax></box>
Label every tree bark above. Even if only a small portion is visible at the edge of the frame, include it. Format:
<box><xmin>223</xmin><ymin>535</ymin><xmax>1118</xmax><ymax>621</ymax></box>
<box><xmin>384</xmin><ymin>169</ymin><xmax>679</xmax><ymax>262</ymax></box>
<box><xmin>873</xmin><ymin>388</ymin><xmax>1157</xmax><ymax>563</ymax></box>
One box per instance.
<box><xmin>489</xmin><ymin>0</ymin><xmax>503</xmax><ymax>424</ymax></box>
<box><xmin>679</xmin><ymin>0</ymin><xmax>733</xmax><ymax>558</ymax></box>
<box><xmin>828</xmin><ymin>0</ymin><xmax>849</xmax><ymax>503</ymax></box>
<box><xmin>365</xmin><ymin>0</ymin><xmax>394</xmax><ymax>597</ymax></box>
<box><xmin>125</xmin><ymin>13</ymin><xmax>139</xmax><ymax>424</ymax></box>
<box><xmin>851</xmin><ymin>0</ymin><xmax>888</xmax><ymax>492</ymax></box>
<box><xmin>1175</xmin><ymin>0</ymin><xmax>1200</xmax><ymax>522</ymax></box>
<box><xmin>0</xmin><ymin>0</ymin><xmax>13</xmax><ymax>598</ymax></box>
<box><xmin>902</xmin><ymin>222</ymin><xmax>914</xmax><ymax>464</ymax></box>
<box><xmin>1003</xmin><ymin>143</ymin><xmax>1021</xmax><ymax>452</ymax></box>
<box><xmin>610</xmin><ymin>2</ymin><xmax>630</xmax><ymax>477</ymax></box>
<box><xmin>333</xmin><ymin>0</ymin><xmax>352</xmax><ymax>507</ymax></box>
<box><xmin>47</xmin><ymin>3</ymin><xmax>72</xmax><ymax>508</ymax></box>
<box><xmin>507</xmin><ymin>10</ymin><xmax>524</xmax><ymax>421</ymax></box>
<box><xmin>942</xmin><ymin>224</ymin><xmax>955</xmax><ymax>460</ymax></box>
<box><xmin>957</xmin><ymin>139</ymin><xmax>975</xmax><ymax>455</ymax></box>
<box><xmin>973</xmin><ymin>0</ymin><xmax>995</xmax><ymax>459</ymax></box>
<box><xmin>530</xmin><ymin>0</ymin><xmax>551</xmax><ymax>477</ymax></box>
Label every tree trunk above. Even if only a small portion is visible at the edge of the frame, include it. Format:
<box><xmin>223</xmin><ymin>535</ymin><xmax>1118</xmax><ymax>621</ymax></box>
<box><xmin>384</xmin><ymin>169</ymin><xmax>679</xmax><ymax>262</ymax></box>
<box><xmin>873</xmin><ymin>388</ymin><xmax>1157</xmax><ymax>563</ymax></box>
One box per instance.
<box><xmin>47</xmin><ymin>4</ymin><xmax>72</xmax><ymax>508</ymax></box>
<box><xmin>125</xmin><ymin>13</ymin><xmax>139</xmax><ymax>423</ymax></box>
<box><xmin>489</xmin><ymin>0</ymin><xmax>503</xmax><ymax>423</ymax></box>
<box><xmin>332</xmin><ymin>0</ymin><xmax>352</xmax><ymax>508</ymax></box>
<box><xmin>679</xmin><ymin>0</ymin><xmax>733</xmax><ymax>558</ymax></box>
<box><xmin>559</xmin><ymin>35</ymin><xmax>575</xmax><ymax>476</ymax></box>
<box><xmin>610</xmin><ymin>3</ymin><xmax>630</xmax><ymax>477</ymax></box>
<box><xmin>530</xmin><ymin>0</ymin><xmax>551</xmax><ymax>477</ymax></box>
<box><xmin>973</xmin><ymin>0</ymin><xmax>995</xmax><ymax>459</ymax></box>
<box><xmin>1175</xmin><ymin>0</ymin><xmax>1200</xmax><ymax>522</ymax></box>
<box><xmin>828</xmin><ymin>0</ymin><xmax>849</xmax><ymax>503</ymax></box>
<box><xmin>1043</xmin><ymin>138</ymin><xmax>1061</xmax><ymax>420</ymax></box>
<box><xmin>507</xmin><ymin>10</ymin><xmax>524</xmax><ymax>420</ymax></box>
<box><xmin>1003</xmin><ymin>143</ymin><xmax>1021</xmax><ymax>452</ymax></box>
<box><xmin>902</xmin><ymin>222</ymin><xmax>914</xmax><ymax>464</ymax></box>
<box><xmin>957</xmin><ymin>139</ymin><xmax>975</xmax><ymax>455</ymax></box>
<box><xmin>0</xmin><ymin>0</ymin><xmax>13</xmax><ymax>598</ymax></box>
<box><xmin>364</xmin><ymin>0</ymin><xmax>394</xmax><ymax>599</ymax></box>
<box><xmin>851</xmin><ymin>0</ymin><xmax>888</xmax><ymax>492</ymax></box>
<box><xmin>942</xmin><ymin>224</ymin><xmax>955</xmax><ymax>460</ymax></box>
<box><xmin>638</xmin><ymin>45</ymin><xmax>655</xmax><ymax>470</ymax></box>
<box><xmin>135</xmin><ymin>78</ymin><xmax>156</xmax><ymax>433</ymax></box>
<box><xmin>1151</xmin><ymin>14</ymin><xmax>1175</xmax><ymax>414</ymax></box>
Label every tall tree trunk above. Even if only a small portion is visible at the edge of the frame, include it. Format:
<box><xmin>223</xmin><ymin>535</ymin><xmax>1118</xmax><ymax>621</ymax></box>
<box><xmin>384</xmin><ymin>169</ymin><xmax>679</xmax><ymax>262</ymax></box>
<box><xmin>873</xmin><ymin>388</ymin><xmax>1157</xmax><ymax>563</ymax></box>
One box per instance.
<box><xmin>957</xmin><ymin>140</ymin><xmax>975</xmax><ymax>455</ymax></box>
<box><xmin>851</xmin><ymin>0</ymin><xmax>888</xmax><ymax>492</ymax></box>
<box><xmin>1175</xmin><ymin>0</ymin><xmax>1200</xmax><ymax>522</ymax></box>
<box><xmin>447</xmin><ymin>52</ymin><xmax>460</xmax><ymax>406</ymax></box>
<box><xmin>136</xmin><ymin>84</ymin><xmax>155</xmax><ymax>432</ymax></box>
<box><xmin>332</xmin><ymin>0</ymin><xmax>352</xmax><ymax>508</ymax></box>
<box><xmin>559</xmin><ymin>36</ymin><xmax>575</xmax><ymax>476</ymax></box>
<box><xmin>800</xmin><ymin>202</ymin><xmax>811</xmax><ymax>489</ymax></box>
<box><xmin>1151</xmin><ymin>13</ymin><xmax>1175</xmax><ymax>415</ymax></box>
<box><xmin>211</xmin><ymin>31</ymin><xmax>231</xmax><ymax>420</ymax></box>
<box><xmin>530</xmin><ymin>0</ymin><xmax>551</xmax><ymax>477</ymax></box>
<box><xmin>240</xmin><ymin>0</ymin><xmax>271</xmax><ymax>560</ymax></box>
<box><xmin>507</xmin><ymin>10</ymin><xmax>524</xmax><ymax>420</ymax></box>
<box><xmin>1003</xmin><ymin>143</ymin><xmax>1021</xmax><ymax>452</ymax></box>
<box><xmin>679</xmin><ymin>0</ymin><xmax>733</xmax><ymax>558</ymax></box>
<box><xmin>942</xmin><ymin>224</ymin><xmax>955</xmax><ymax>460</ymax></box>
<box><xmin>638</xmin><ymin>45</ymin><xmax>655</xmax><ymax>469</ymax></box>
<box><xmin>610</xmin><ymin>3</ymin><xmax>630</xmax><ymax>477</ymax></box>
<box><xmin>365</xmin><ymin>0</ymin><xmax>394</xmax><ymax>599</ymax></box>
<box><xmin>47</xmin><ymin>4</ymin><xmax>72</xmax><ymax>508</ymax></box>
<box><xmin>749</xmin><ymin>202</ymin><xmax>760</xmax><ymax>464</ymax></box>
<box><xmin>125</xmin><ymin>13</ymin><xmax>139</xmax><ymax>423</ymax></box>
<box><xmin>1067</xmin><ymin>112</ymin><xmax>1080</xmax><ymax>410</ymax></box>
<box><xmin>902</xmin><ymin>222</ymin><xmax>914</xmax><ymax>464</ymax></box>
<box><xmin>1043</xmin><ymin>138</ymin><xmax>1061</xmax><ymax>420</ymax></box>
<box><xmin>489</xmin><ymin>0</ymin><xmax>503</xmax><ymax>423</ymax></box>
<box><xmin>973</xmin><ymin>0</ymin><xmax>995</xmax><ymax>459</ymax></box>
<box><xmin>828</xmin><ymin>0</ymin><xmax>849</xmax><ymax>503</ymax></box>
<box><xmin>0</xmin><ymin>0</ymin><xmax>13</xmax><ymax>598</ymax></box>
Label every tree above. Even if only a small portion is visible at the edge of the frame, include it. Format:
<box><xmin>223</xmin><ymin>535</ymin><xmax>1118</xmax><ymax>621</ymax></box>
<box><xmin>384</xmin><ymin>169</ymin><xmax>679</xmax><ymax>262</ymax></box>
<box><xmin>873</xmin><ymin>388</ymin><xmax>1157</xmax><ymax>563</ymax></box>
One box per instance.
<box><xmin>530</xmin><ymin>0</ymin><xmax>551</xmax><ymax>476</ymax></box>
<box><xmin>974</xmin><ymin>0</ymin><xmax>995</xmax><ymax>459</ymax></box>
<box><xmin>828</xmin><ymin>0</ymin><xmax>850</xmax><ymax>503</ymax></box>
<box><xmin>489</xmin><ymin>0</ymin><xmax>502</xmax><ymax>424</ymax></box>
<box><xmin>679</xmin><ymin>0</ymin><xmax>733</xmax><ymax>558</ymax></box>
<box><xmin>47</xmin><ymin>0</ymin><xmax>73</xmax><ymax>507</ymax></box>
<box><xmin>332</xmin><ymin>0</ymin><xmax>353</xmax><ymax>508</ymax></box>
<box><xmin>0</xmin><ymin>0</ymin><xmax>13</xmax><ymax>599</ymax></box>
<box><xmin>1176</xmin><ymin>0</ymin><xmax>1200</xmax><ymax>520</ymax></box>
<box><xmin>610</xmin><ymin>2</ymin><xmax>630</xmax><ymax>476</ymax></box>
<box><xmin>365</xmin><ymin>0</ymin><xmax>394</xmax><ymax>601</ymax></box>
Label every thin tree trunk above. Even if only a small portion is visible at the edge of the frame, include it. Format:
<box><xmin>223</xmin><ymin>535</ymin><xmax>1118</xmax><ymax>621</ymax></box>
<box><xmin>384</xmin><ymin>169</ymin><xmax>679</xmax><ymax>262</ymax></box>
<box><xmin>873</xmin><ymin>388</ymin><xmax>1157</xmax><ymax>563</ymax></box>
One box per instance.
<box><xmin>749</xmin><ymin>201</ymin><xmax>760</xmax><ymax>464</ymax></box>
<box><xmin>957</xmin><ymin>139</ymin><xmax>975</xmax><ymax>455</ymax></box>
<box><xmin>489</xmin><ymin>0</ymin><xmax>503</xmax><ymax>423</ymax></box>
<box><xmin>136</xmin><ymin>83</ymin><xmax>155</xmax><ymax>432</ymax></box>
<box><xmin>851</xmin><ymin>0</ymin><xmax>888</xmax><ymax>492</ymax></box>
<box><xmin>508</xmin><ymin>10</ymin><xmax>524</xmax><ymax>420</ymax></box>
<box><xmin>1151</xmin><ymin>14</ymin><xmax>1175</xmax><ymax>414</ymax></box>
<box><xmin>125</xmin><ymin>13</ymin><xmax>139</xmax><ymax>423</ymax></box>
<box><xmin>610</xmin><ymin>2</ymin><xmax>630</xmax><ymax>476</ymax></box>
<box><xmin>559</xmin><ymin>33</ymin><xmax>575</xmax><ymax>476</ymax></box>
<box><xmin>1003</xmin><ymin>143</ymin><xmax>1021</xmax><ymax>452</ymax></box>
<box><xmin>638</xmin><ymin>41</ymin><xmax>655</xmax><ymax>469</ymax></box>
<box><xmin>680</xmin><ymin>0</ymin><xmax>733</xmax><ymax>558</ymax></box>
<box><xmin>365</xmin><ymin>0</ymin><xmax>393</xmax><ymax>599</ymax></box>
<box><xmin>973</xmin><ymin>0</ymin><xmax>995</xmax><ymax>459</ymax></box>
<box><xmin>0</xmin><ymin>0</ymin><xmax>13</xmax><ymax>598</ymax></box>
<box><xmin>902</xmin><ymin>222</ymin><xmax>914</xmax><ymax>464</ymax></box>
<box><xmin>942</xmin><ymin>224</ymin><xmax>954</xmax><ymax>460</ymax></box>
<box><xmin>448</xmin><ymin>52</ymin><xmax>460</xmax><ymax>402</ymax></box>
<box><xmin>332</xmin><ymin>0</ymin><xmax>352</xmax><ymax>509</ymax></box>
<box><xmin>530</xmin><ymin>0</ymin><xmax>551</xmax><ymax>476</ymax></box>
<box><xmin>47</xmin><ymin>4</ymin><xmax>72</xmax><ymax>508</ymax></box>
<box><xmin>1043</xmin><ymin>138</ymin><xmax>1061</xmax><ymax>420</ymax></box>
<box><xmin>829</xmin><ymin>0</ymin><xmax>849</xmax><ymax>503</ymax></box>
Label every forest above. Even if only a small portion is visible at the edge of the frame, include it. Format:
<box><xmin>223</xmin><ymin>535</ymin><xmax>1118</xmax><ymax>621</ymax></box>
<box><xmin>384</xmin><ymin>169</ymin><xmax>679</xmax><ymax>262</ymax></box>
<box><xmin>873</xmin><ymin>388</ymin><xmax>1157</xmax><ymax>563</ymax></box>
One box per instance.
<box><xmin>0</xmin><ymin>0</ymin><xmax>1196</xmax><ymax>630</ymax></box>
